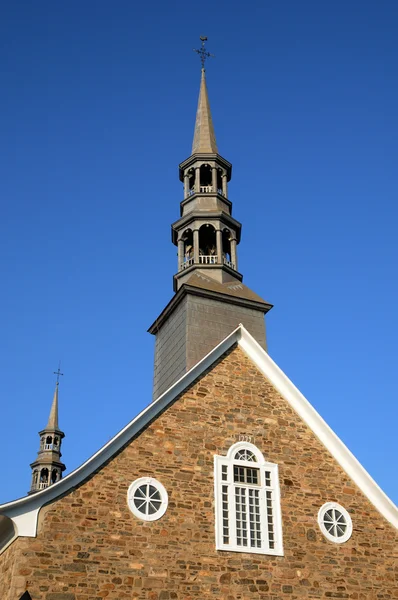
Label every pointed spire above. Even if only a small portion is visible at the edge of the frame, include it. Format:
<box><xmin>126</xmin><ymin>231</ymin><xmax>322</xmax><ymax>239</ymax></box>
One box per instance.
<box><xmin>192</xmin><ymin>69</ymin><xmax>218</xmax><ymax>154</ymax></box>
<box><xmin>46</xmin><ymin>383</ymin><xmax>59</xmax><ymax>430</ymax></box>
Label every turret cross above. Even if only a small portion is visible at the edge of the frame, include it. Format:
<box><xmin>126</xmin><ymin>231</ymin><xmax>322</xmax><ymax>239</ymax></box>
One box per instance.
<box><xmin>53</xmin><ymin>362</ymin><xmax>64</xmax><ymax>385</ymax></box>
<box><xmin>194</xmin><ymin>36</ymin><xmax>214</xmax><ymax>70</ymax></box>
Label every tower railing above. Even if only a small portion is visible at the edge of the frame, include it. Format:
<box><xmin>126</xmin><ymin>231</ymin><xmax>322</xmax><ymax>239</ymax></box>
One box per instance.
<box><xmin>223</xmin><ymin>257</ymin><xmax>235</xmax><ymax>269</ymax></box>
<box><xmin>199</xmin><ymin>255</ymin><xmax>218</xmax><ymax>264</ymax></box>
<box><xmin>181</xmin><ymin>258</ymin><xmax>194</xmax><ymax>270</ymax></box>
<box><xmin>179</xmin><ymin>256</ymin><xmax>235</xmax><ymax>271</ymax></box>
<box><xmin>186</xmin><ymin>187</ymin><xmax>225</xmax><ymax>197</ymax></box>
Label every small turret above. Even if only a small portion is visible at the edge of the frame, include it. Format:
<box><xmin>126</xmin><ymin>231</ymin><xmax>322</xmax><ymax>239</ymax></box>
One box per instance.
<box><xmin>29</xmin><ymin>377</ymin><xmax>66</xmax><ymax>494</ymax></box>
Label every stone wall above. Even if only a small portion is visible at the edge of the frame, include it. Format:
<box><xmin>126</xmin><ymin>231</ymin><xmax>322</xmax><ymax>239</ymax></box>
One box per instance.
<box><xmin>1</xmin><ymin>346</ymin><xmax>396</xmax><ymax>600</ymax></box>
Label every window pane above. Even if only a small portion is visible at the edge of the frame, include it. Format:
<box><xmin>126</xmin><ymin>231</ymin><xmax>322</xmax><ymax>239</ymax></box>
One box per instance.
<box><xmin>248</xmin><ymin>489</ymin><xmax>261</xmax><ymax>547</ymax></box>
<box><xmin>235</xmin><ymin>488</ymin><xmax>248</xmax><ymax>546</ymax></box>
<box><xmin>221</xmin><ymin>465</ymin><xmax>228</xmax><ymax>481</ymax></box>
<box><xmin>266</xmin><ymin>490</ymin><xmax>275</xmax><ymax>549</ymax></box>
<box><xmin>234</xmin><ymin>449</ymin><xmax>257</xmax><ymax>462</ymax></box>
<box><xmin>233</xmin><ymin>466</ymin><xmax>260</xmax><ymax>485</ymax></box>
<box><xmin>222</xmin><ymin>485</ymin><xmax>229</xmax><ymax>544</ymax></box>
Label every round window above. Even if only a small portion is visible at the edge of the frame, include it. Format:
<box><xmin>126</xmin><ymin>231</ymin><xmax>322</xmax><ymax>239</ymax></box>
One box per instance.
<box><xmin>318</xmin><ymin>502</ymin><xmax>352</xmax><ymax>544</ymax></box>
<box><xmin>127</xmin><ymin>477</ymin><xmax>168</xmax><ymax>521</ymax></box>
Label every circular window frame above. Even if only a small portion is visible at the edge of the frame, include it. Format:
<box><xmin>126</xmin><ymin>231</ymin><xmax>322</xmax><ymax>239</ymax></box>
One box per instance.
<box><xmin>127</xmin><ymin>477</ymin><xmax>168</xmax><ymax>522</ymax></box>
<box><xmin>318</xmin><ymin>502</ymin><xmax>352</xmax><ymax>544</ymax></box>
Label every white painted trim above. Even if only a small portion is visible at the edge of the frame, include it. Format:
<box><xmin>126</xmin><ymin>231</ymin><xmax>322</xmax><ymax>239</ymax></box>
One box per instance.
<box><xmin>12</xmin><ymin>508</ymin><xmax>40</xmax><ymax>538</ymax></box>
<box><xmin>0</xmin><ymin>508</ymin><xmax>39</xmax><ymax>555</ymax></box>
<box><xmin>0</xmin><ymin>327</ymin><xmax>241</xmax><ymax>547</ymax></box>
<box><xmin>318</xmin><ymin>502</ymin><xmax>353</xmax><ymax>544</ymax></box>
<box><xmin>238</xmin><ymin>327</ymin><xmax>398</xmax><ymax>529</ymax></box>
<box><xmin>127</xmin><ymin>477</ymin><xmax>168</xmax><ymax>522</ymax></box>
<box><xmin>226</xmin><ymin>441</ymin><xmax>265</xmax><ymax>463</ymax></box>
<box><xmin>214</xmin><ymin>443</ymin><xmax>284</xmax><ymax>556</ymax></box>
<box><xmin>0</xmin><ymin>324</ymin><xmax>396</xmax><ymax>553</ymax></box>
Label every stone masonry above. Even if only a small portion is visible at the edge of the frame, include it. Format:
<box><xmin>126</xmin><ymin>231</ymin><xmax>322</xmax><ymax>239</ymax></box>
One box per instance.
<box><xmin>1</xmin><ymin>346</ymin><xmax>397</xmax><ymax>600</ymax></box>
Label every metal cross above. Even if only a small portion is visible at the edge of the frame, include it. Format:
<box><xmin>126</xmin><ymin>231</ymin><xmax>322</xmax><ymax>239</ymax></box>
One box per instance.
<box><xmin>53</xmin><ymin>362</ymin><xmax>64</xmax><ymax>385</ymax></box>
<box><xmin>193</xmin><ymin>36</ymin><xmax>214</xmax><ymax>70</ymax></box>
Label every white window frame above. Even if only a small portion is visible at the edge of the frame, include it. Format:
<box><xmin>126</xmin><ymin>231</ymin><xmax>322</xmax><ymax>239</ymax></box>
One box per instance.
<box><xmin>214</xmin><ymin>441</ymin><xmax>284</xmax><ymax>556</ymax></box>
<box><xmin>318</xmin><ymin>502</ymin><xmax>353</xmax><ymax>544</ymax></box>
<box><xmin>127</xmin><ymin>477</ymin><xmax>168</xmax><ymax>522</ymax></box>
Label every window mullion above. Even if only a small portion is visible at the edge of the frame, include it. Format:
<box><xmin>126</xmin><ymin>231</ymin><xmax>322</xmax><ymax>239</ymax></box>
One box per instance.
<box><xmin>229</xmin><ymin>480</ymin><xmax>237</xmax><ymax>549</ymax></box>
<box><xmin>259</xmin><ymin>472</ymin><xmax>267</xmax><ymax>550</ymax></box>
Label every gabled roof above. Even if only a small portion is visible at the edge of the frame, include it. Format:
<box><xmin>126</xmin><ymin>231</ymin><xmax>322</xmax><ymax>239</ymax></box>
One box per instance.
<box><xmin>1</xmin><ymin>325</ymin><xmax>397</xmax><ymax>553</ymax></box>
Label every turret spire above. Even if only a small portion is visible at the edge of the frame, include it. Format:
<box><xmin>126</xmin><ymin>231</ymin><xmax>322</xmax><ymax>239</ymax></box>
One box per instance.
<box><xmin>192</xmin><ymin>38</ymin><xmax>217</xmax><ymax>154</ymax></box>
<box><xmin>46</xmin><ymin>364</ymin><xmax>63</xmax><ymax>429</ymax></box>
<box><xmin>46</xmin><ymin>384</ymin><xmax>59</xmax><ymax>429</ymax></box>
<box><xmin>29</xmin><ymin>369</ymin><xmax>66</xmax><ymax>494</ymax></box>
<box><xmin>192</xmin><ymin>69</ymin><xmax>218</xmax><ymax>154</ymax></box>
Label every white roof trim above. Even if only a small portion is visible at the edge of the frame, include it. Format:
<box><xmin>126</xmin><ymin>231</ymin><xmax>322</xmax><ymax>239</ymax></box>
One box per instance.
<box><xmin>238</xmin><ymin>327</ymin><xmax>398</xmax><ymax>529</ymax></box>
<box><xmin>0</xmin><ymin>324</ymin><xmax>396</xmax><ymax>548</ymax></box>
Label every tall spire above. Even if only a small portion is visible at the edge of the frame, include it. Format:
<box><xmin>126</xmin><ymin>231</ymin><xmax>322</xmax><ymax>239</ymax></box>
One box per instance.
<box><xmin>29</xmin><ymin>370</ymin><xmax>66</xmax><ymax>494</ymax></box>
<box><xmin>192</xmin><ymin>69</ymin><xmax>218</xmax><ymax>154</ymax></box>
<box><xmin>46</xmin><ymin>384</ymin><xmax>59</xmax><ymax>429</ymax></box>
<box><xmin>149</xmin><ymin>38</ymin><xmax>271</xmax><ymax>400</ymax></box>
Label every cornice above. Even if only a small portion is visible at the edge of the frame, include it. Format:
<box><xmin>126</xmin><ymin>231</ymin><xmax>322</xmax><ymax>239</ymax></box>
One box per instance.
<box><xmin>178</xmin><ymin>153</ymin><xmax>232</xmax><ymax>181</ymax></box>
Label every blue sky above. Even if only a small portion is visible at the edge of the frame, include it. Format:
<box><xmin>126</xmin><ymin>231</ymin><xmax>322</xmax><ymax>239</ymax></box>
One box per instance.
<box><xmin>0</xmin><ymin>1</ymin><xmax>397</xmax><ymax>505</ymax></box>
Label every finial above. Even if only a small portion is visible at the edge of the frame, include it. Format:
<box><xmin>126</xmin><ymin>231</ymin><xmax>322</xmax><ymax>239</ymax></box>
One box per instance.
<box><xmin>193</xmin><ymin>36</ymin><xmax>214</xmax><ymax>71</ymax></box>
<box><xmin>53</xmin><ymin>361</ymin><xmax>63</xmax><ymax>386</ymax></box>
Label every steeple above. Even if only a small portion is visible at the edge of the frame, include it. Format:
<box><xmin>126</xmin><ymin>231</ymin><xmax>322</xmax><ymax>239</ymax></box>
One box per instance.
<box><xmin>46</xmin><ymin>384</ymin><xmax>59</xmax><ymax>430</ymax></box>
<box><xmin>148</xmin><ymin>38</ymin><xmax>272</xmax><ymax>400</ymax></box>
<box><xmin>192</xmin><ymin>69</ymin><xmax>218</xmax><ymax>154</ymax></box>
<box><xmin>172</xmin><ymin>55</ymin><xmax>238</xmax><ymax>291</ymax></box>
<box><xmin>29</xmin><ymin>378</ymin><xmax>66</xmax><ymax>494</ymax></box>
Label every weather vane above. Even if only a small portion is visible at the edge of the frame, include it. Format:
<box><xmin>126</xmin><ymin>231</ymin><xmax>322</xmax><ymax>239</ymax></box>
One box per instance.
<box><xmin>53</xmin><ymin>361</ymin><xmax>64</xmax><ymax>385</ymax></box>
<box><xmin>193</xmin><ymin>36</ymin><xmax>214</xmax><ymax>70</ymax></box>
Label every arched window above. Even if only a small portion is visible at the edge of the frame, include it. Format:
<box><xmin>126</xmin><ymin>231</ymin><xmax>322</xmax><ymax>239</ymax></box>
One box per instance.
<box><xmin>222</xmin><ymin>228</ymin><xmax>232</xmax><ymax>265</ymax></box>
<box><xmin>199</xmin><ymin>164</ymin><xmax>212</xmax><ymax>191</ymax></box>
<box><xmin>182</xmin><ymin>228</ymin><xmax>194</xmax><ymax>268</ymax></box>
<box><xmin>214</xmin><ymin>442</ymin><xmax>283</xmax><ymax>555</ymax></box>
<box><xmin>40</xmin><ymin>468</ymin><xmax>49</xmax><ymax>484</ymax></box>
<box><xmin>199</xmin><ymin>224</ymin><xmax>217</xmax><ymax>263</ymax></box>
<box><xmin>19</xmin><ymin>592</ymin><xmax>33</xmax><ymax>600</ymax></box>
<box><xmin>32</xmin><ymin>470</ymin><xmax>38</xmax><ymax>486</ymax></box>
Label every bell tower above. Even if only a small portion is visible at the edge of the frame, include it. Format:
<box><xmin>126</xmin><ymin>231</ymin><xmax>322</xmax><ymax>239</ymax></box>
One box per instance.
<box><xmin>173</xmin><ymin>67</ymin><xmax>241</xmax><ymax>291</ymax></box>
<box><xmin>29</xmin><ymin>374</ymin><xmax>66</xmax><ymax>494</ymax></box>
<box><xmin>149</xmin><ymin>39</ymin><xmax>272</xmax><ymax>400</ymax></box>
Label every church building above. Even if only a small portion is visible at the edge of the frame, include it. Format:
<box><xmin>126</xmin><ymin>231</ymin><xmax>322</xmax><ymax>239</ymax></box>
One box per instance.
<box><xmin>0</xmin><ymin>46</ymin><xmax>397</xmax><ymax>600</ymax></box>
